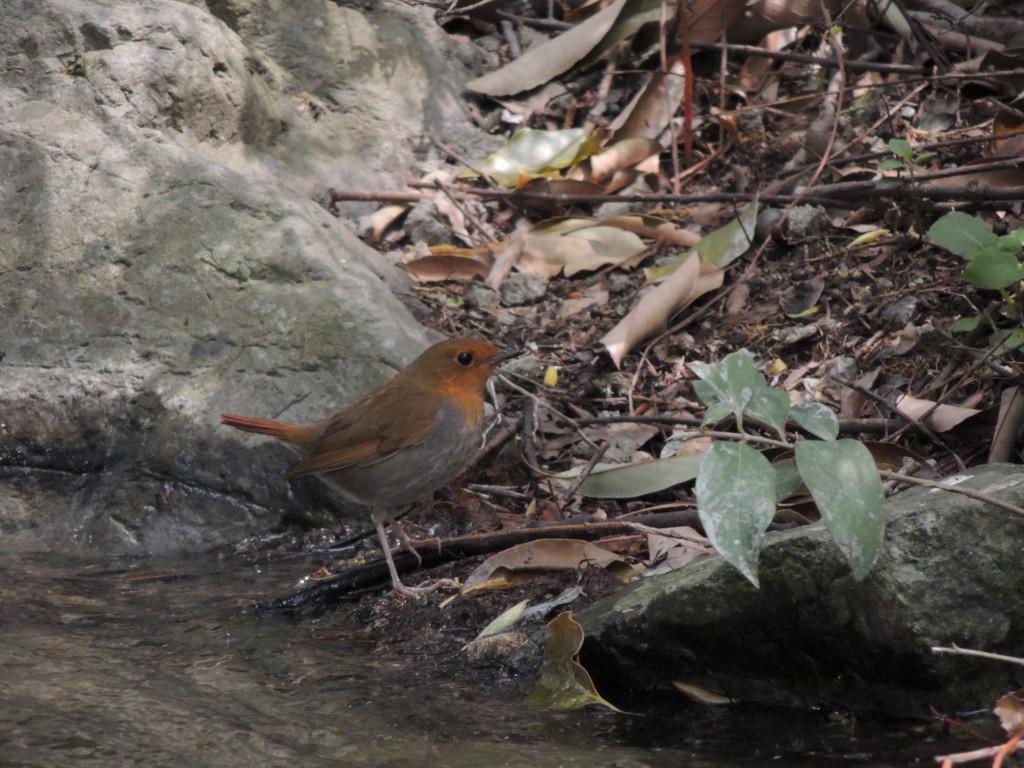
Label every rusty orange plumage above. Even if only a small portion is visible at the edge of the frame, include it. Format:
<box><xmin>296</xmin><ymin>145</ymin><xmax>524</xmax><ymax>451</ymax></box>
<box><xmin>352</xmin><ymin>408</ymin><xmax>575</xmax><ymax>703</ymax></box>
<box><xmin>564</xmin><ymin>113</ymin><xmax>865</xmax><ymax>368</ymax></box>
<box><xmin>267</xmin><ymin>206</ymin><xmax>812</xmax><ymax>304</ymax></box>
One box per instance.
<box><xmin>221</xmin><ymin>338</ymin><xmax>522</xmax><ymax>597</ymax></box>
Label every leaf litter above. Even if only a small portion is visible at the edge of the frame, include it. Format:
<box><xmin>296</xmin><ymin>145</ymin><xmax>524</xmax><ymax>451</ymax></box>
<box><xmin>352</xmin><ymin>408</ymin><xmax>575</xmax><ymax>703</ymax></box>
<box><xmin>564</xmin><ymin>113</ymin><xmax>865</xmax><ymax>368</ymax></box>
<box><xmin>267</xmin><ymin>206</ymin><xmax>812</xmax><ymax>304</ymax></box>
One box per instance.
<box><xmin>273</xmin><ymin>0</ymin><xmax>1024</xmax><ymax>715</ymax></box>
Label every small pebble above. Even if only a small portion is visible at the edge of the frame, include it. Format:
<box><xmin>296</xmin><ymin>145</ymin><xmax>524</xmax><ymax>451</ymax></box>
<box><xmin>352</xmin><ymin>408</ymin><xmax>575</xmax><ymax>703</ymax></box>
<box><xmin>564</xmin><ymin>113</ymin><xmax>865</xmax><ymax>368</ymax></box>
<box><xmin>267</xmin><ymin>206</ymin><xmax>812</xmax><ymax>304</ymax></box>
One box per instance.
<box><xmin>500</xmin><ymin>272</ymin><xmax>547</xmax><ymax>306</ymax></box>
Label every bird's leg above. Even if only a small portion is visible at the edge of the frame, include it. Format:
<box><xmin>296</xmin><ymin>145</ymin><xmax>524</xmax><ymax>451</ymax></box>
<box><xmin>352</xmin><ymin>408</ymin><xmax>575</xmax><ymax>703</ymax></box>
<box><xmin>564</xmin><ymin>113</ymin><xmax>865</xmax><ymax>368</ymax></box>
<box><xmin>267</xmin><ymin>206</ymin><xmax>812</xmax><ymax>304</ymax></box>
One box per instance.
<box><xmin>371</xmin><ymin>507</ymin><xmax>457</xmax><ymax>598</ymax></box>
<box><xmin>383</xmin><ymin>509</ymin><xmax>421</xmax><ymax>567</ymax></box>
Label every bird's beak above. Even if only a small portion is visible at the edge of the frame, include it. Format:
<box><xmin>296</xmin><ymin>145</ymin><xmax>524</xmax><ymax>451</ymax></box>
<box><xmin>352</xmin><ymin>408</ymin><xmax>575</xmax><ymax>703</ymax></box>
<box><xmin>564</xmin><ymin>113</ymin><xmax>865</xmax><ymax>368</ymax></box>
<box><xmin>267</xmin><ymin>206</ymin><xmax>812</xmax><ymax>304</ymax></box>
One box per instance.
<box><xmin>487</xmin><ymin>348</ymin><xmax>525</xmax><ymax>365</ymax></box>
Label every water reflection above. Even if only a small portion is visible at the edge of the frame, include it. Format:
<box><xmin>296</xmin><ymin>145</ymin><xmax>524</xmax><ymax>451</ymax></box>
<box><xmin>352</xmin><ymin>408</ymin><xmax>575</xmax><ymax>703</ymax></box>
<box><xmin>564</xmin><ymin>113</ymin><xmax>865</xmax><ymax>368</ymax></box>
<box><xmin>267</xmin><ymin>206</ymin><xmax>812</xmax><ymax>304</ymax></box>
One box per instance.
<box><xmin>0</xmin><ymin>552</ymin><xmax>969</xmax><ymax>767</ymax></box>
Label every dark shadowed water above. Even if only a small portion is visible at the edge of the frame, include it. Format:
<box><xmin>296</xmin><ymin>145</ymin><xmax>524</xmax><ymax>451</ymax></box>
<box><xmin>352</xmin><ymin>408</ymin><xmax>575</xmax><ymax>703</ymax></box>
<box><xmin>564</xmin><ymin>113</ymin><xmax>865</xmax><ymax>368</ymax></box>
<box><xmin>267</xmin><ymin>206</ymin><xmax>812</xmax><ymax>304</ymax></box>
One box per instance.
<box><xmin>0</xmin><ymin>551</ymin><xmax>976</xmax><ymax>767</ymax></box>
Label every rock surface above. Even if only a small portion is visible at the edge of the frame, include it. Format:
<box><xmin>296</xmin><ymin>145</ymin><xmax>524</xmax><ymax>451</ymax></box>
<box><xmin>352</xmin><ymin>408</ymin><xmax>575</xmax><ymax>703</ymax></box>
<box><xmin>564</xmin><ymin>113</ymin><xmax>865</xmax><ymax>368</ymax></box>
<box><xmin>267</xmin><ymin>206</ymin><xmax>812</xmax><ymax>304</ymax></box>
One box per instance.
<box><xmin>579</xmin><ymin>464</ymin><xmax>1024</xmax><ymax>716</ymax></box>
<box><xmin>0</xmin><ymin>0</ymin><xmax>486</xmax><ymax>553</ymax></box>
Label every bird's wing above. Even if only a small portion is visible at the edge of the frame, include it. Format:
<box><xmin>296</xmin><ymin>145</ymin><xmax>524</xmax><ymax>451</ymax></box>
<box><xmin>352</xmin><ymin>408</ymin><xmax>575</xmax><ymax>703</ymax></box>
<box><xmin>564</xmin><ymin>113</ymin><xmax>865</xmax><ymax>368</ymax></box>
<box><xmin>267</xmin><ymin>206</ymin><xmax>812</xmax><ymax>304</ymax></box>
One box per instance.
<box><xmin>283</xmin><ymin>382</ymin><xmax>438</xmax><ymax>477</ymax></box>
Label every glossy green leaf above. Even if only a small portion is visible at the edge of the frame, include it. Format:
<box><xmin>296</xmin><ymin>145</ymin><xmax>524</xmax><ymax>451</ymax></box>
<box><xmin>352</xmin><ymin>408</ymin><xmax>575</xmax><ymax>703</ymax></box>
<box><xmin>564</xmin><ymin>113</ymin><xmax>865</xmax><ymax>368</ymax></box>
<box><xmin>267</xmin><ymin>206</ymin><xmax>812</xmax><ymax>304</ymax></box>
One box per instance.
<box><xmin>794</xmin><ymin>439</ymin><xmax>885</xmax><ymax>580</ymax></box>
<box><xmin>789</xmin><ymin>402</ymin><xmax>839</xmax><ymax>441</ymax></box>
<box><xmin>696</xmin><ymin>442</ymin><xmax>777</xmax><ymax>587</ymax></box>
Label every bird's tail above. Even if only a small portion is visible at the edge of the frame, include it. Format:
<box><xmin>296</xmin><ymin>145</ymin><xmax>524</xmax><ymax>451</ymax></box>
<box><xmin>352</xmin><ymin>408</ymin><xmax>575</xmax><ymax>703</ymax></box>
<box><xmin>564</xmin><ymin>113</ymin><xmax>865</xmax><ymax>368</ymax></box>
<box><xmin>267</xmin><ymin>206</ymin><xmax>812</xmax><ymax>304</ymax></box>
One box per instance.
<box><xmin>220</xmin><ymin>413</ymin><xmax>295</xmax><ymax>438</ymax></box>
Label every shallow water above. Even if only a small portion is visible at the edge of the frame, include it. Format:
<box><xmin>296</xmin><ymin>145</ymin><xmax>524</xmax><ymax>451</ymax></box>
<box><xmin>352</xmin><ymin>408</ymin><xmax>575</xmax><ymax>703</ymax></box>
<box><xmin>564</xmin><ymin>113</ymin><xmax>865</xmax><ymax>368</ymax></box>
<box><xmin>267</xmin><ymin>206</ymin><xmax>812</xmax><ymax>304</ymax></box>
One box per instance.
<box><xmin>0</xmin><ymin>550</ymin><xmax>972</xmax><ymax>767</ymax></box>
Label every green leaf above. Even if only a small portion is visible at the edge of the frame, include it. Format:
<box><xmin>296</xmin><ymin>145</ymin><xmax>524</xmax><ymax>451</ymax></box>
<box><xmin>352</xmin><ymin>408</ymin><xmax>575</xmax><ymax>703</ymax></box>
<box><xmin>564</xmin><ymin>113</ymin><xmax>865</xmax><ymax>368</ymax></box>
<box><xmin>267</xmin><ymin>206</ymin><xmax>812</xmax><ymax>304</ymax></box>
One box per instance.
<box><xmin>696</xmin><ymin>197</ymin><xmax>759</xmax><ymax>268</ymax></box>
<box><xmin>877</xmin><ymin>158</ymin><xmax>904</xmax><ymax>171</ymax></box>
<box><xmin>550</xmin><ymin>454</ymin><xmax>702</xmax><ymax>499</ymax></box>
<box><xmin>887</xmin><ymin>138</ymin><xmax>913</xmax><ymax>158</ymax></box>
<box><xmin>745</xmin><ymin>386</ymin><xmax>790</xmax><ymax>438</ymax></box>
<box><xmin>482</xmin><ymin>128</ymin><xmax>589</xmax><ymax>186</ymax></box>
<box><xmin>997</xmin><ymin>231</ymin><xmax>1024</xmax><ymax>252</ymax></box>
<box><xmin>772</xmin><ymin>458</ymin><xmax>804</xmax><ymax>502</ymax></box>
<box><xmin>989</xmin><ymin>328</ymin><xmax>1024</xmax><ymax>355</ymax></box>
<box><xmin>789</xmin><ymin>402</ymin><xmax>839</xmax><ymax>440</ymax></box>
<box><xmin>691</xmin><ymin>350</ymin><xmax>778</xmax><ymax>431</ymax></box>
<box><xmin>645</xmin><ymin>199</ymin><xmax>758</xmax><ymax>281</ymax></box>
<box><xmin>701</xmin><ymin>401</ymin><xmax>734</xmax><ymax>426</ymax></box>
<box><xmin>961</xmin><ymin>246</ymin><xmax>1024</xmax><ymax>290</ymax></box>
<box><xmin>794</xmin><ymin>439</ymin><xmax>885</xmax><ymax>580</ymax></box>
<box><xmin>949</xmin><ymin>316</ymin><xmax>981</xmax><ymax>333</ymax></box>
<box><xmin>696</xmin><ymin>442</ymin><xmax>777</xmax><ymax>587</ymax></box>
<box><xmin>927</xmin><ymin>211</ymin><xmax>997</xmax><ymax>258</ymax></box>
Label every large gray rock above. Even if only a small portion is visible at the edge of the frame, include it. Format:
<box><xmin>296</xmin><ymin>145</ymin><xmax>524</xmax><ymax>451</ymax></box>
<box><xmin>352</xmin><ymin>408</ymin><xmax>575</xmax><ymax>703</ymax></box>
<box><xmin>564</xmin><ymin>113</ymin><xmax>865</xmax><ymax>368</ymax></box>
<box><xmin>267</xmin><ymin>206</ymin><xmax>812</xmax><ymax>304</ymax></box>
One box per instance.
<box><xmin>579</xmin><ymin>464</ymin><xmax>1024</xmax><ymax>716</ymax></box>
<box><xmin>0</xmin><ymin>0</ymin><xmax>485</xmax><ymax>554</ymax></box>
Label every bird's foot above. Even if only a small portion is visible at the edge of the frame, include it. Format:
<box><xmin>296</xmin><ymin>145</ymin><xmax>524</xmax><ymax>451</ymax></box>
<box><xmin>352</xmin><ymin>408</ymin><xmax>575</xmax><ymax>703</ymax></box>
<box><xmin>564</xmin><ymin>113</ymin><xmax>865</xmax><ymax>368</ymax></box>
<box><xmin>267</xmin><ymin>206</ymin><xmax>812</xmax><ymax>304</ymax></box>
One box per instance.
<box><xmin>390</xmin><ymin>578</ymin><xmax>459</xmax><ymax>599</ymax></box>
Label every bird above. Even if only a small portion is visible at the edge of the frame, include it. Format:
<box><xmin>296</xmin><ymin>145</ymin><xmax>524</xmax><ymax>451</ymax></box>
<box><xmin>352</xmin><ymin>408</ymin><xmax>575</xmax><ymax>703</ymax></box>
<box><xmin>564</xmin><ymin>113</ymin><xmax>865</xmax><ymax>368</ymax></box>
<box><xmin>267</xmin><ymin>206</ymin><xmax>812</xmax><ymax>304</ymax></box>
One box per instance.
<box><xmin>221</xmin><ymin>338</ymin><xmax>523</xmax><ymax>597</ymax></box>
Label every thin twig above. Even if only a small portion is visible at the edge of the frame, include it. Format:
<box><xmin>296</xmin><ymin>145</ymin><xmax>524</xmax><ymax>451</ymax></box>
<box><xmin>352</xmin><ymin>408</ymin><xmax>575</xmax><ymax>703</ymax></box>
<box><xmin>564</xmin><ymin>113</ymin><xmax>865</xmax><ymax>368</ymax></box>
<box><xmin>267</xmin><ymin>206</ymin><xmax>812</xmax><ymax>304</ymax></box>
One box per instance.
<box><xmin>878</xmin><ymin>469</ymin><xmax>1024</xmax><ymax>518</ymax></box>
<box><xmin>932</xmin><ymin>645</ymin><xmax>1024</xmax><ymax>666</ymax></box>
<box><xmin>559</xmin><ymin>442</ymin><xmax>610</xmax><ymax>503</ymax></box>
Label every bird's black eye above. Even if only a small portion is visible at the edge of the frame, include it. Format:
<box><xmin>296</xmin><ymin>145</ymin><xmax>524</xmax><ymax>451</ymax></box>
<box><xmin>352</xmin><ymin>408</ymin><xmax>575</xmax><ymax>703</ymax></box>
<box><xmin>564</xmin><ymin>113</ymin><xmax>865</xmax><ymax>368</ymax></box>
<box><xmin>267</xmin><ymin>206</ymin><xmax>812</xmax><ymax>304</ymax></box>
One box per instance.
<box><xmin>457</xmin><ymin>351</ymin><xmax>474</xmax><ymax>366</ymax></box>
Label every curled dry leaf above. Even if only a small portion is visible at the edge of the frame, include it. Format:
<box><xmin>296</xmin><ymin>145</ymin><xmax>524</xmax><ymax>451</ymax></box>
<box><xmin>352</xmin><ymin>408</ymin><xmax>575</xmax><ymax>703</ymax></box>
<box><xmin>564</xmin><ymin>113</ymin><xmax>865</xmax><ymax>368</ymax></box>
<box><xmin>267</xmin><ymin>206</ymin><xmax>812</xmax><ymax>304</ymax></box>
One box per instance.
<box><xmin>480</xmin><ymin>128</ymin><xmax>598</xmax><ymax>187</ymax></box>
<box><xmin>894</xmin><ymin>394</ymin><xmax>981</xmax><ymax>433</ymax></box>
<box><xmin>461</xmin><ymin>538</ymin><xmax>638</xmax><ymax>590</ymax></box>
<box><xmin>608</xmin><ymin>55</ymin><xmax>687</xmax><ymax>141</ymax></box>
<box><xmin>601</xmin><ymin>252</ymin><xmax>724</xmax><ymax>366</ymax></box>
<box><xmin>601</xmin><ymin>215</ymin><xmax>701</xmax><ymax>248</ymax></box>
<box><xmin>519</xmin><ymin>225</ymin><xmax>647</xmax><ymax>278</ymax></box>
<box><xmin>647</xmin><ymin>525</ymin><xmax>709</xmax><ymax>576</ymax></box>
<box><xmin>996</xmin><ymin>688</ymin><xmax>1024</xmax><ymax>735</ymax></box>
<box><xmin>401</xmin><ymin>254</ymin><xmax>491</xmax><ymax>282</ymax></box>
<box><xmin>466</xmin><ymin>0</ymin><xmax>631</xmax><ymax>97</ymax></box>
<box><xmin>567</xmin><ymin>137</ymin><xmax>662</xmax><ymax>188</ymax></box>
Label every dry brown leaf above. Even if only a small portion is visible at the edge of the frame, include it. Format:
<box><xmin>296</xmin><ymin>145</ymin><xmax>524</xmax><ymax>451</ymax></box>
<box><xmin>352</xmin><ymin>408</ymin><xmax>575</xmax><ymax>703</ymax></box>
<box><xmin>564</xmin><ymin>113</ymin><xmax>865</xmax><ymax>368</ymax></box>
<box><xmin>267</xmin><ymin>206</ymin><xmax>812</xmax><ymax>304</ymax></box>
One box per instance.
<box><xmin>516</xmin><ymin>177</ymin><xmax>608</xmax><ymax>198</ymax></box>
<box><xmin>599</xmin><ymin>215</ymin><xmax>701</xmax><ymax>248</ymax></box>
<box><xmin>860</xmin><ymin>441</ymin><xmax>940</xmax><ymax>478</ymax></box>
<box><xmin>727</xmin><ymin>0</ymin><xmax>846</xmax><ymax>45</ymax></box>
<box><xmin>996</xmin><ymin>689</ymin><xmax>1024</xmax><ymax>735</ymax></box>
<box><xmin>646</xmin><ymin>525</ymin><xmax>709</xmax><ymax>575</ymax></box>
<box><xmin>462</xmin><ymin>539</ymin><xmax>637</xmax><ymax>589</ymax></box>
<box><xmin>465</xmin><ymin>0</ymin><xmax>631</xmax><ymax>96</ymax></box>
<box><xmin>738</xmin><ymin>28</ymin><xmax>801</xmax><ymax>93</ymax></box>
<box><xmin>559</xmin><ymin>286</ymin><xmax>609</xmax><ymax>318</ymax></box>
<box><xmin>601</xmin><ymin>253</ymin><xmax>724</xmax><ymax>366</ymax></box>
<box><xmin>401</xmin><ymin>254</ymin><xmax>490</xmax><ymax>282</ymax></box>
<box><xmin>608</xmin><ymin>56</ymin><xmax>687</xmax><ymax>141</ymax></box>
<box><xmin>687</xmin><ymin>0</ymin><xmax>748</xmax><ymax>43</ymax></box>
<box><xmin>485</xmin><ymin>219</ymin><xmax>530</xmax><ymax>291</ymax></box>
<box><xmin>990</xmin><ymin>387</ymin><xmax>1024</xmax><ymax>464</ymax></box>
<box><xmin>360</xmin><ymin>203</ymin><xmax>409</xmax><ymax>243</ymax></box>
<box><xmin>568</xmin><ymin>138</ymin><xmax>662</xmax><ymax>185</ymax></box>
<box><xmin>894</xmin><ymin>394</ymin><xmax>981</xmax><ymax>433</ymax></box>
<box><xmin>519</xmin><ymin>225</ymin><xmax>647</xmax><ymax>278</ymax></box>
